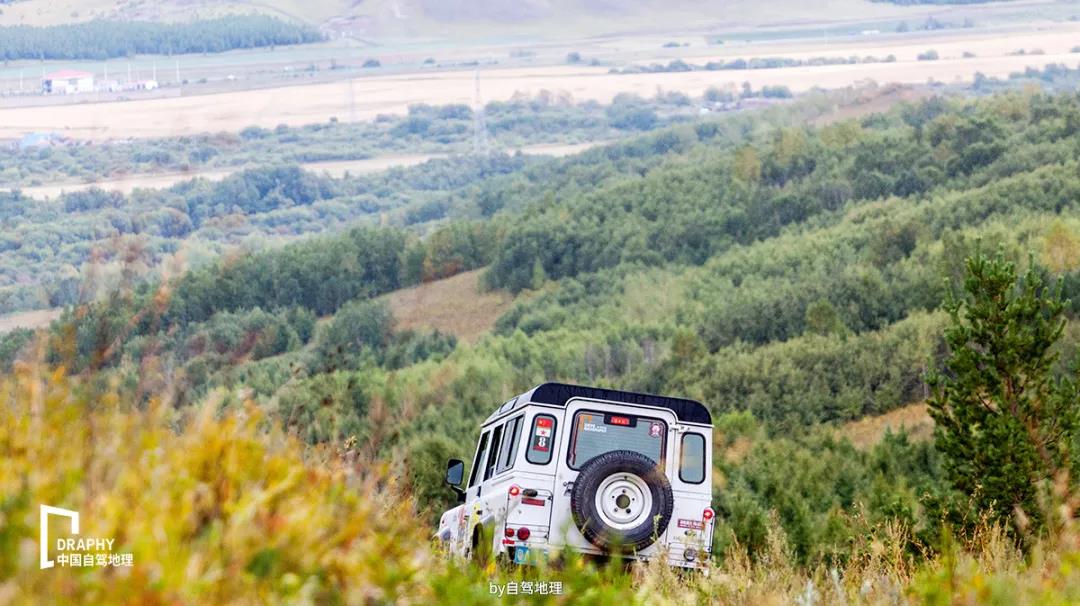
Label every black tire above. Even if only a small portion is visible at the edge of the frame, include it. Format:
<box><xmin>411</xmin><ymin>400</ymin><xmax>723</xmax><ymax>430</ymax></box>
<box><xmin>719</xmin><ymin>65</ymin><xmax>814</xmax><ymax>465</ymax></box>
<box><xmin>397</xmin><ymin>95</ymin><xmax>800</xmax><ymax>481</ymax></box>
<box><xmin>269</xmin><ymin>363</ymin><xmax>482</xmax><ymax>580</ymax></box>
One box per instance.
<box><xmin>471</xmin><ymin>524</ymin><xmax>495</xmax><ymax>566</ymax></box>
<box><xmin>570</xmin><ymin>450</ymin><xmax>674</xmax><ymax>552</ymax></box>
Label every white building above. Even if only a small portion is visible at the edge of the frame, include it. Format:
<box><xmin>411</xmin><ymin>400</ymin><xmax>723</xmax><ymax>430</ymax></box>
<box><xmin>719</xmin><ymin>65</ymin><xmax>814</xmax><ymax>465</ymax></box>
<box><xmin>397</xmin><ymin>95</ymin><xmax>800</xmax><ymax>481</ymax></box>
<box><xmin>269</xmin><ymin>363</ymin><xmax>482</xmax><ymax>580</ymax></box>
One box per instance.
<box><xmin>42</xmin><ymin>70</ymin><xmax>94</xmax><ymax>94</ymax></box>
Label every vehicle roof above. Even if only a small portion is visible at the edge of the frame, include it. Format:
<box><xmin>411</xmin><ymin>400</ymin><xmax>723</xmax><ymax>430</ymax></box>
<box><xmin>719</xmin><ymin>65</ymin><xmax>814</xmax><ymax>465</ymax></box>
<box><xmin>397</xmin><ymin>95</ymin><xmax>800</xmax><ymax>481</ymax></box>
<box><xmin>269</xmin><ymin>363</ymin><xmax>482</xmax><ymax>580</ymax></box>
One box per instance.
<box><xmin>483</xmin><ymin>382</ymin><xmax>712</xmax><ymax>426</ymax></box>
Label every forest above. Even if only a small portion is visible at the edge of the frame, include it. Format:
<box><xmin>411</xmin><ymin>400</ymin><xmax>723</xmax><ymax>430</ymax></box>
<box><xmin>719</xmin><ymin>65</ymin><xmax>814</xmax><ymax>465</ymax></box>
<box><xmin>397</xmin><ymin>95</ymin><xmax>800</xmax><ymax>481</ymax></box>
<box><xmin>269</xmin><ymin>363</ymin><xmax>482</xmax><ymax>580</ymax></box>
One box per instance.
<box><xmin>2</xmin><ymin>67</ymin><xmax>1080</xmax><ymax>602</ymax></box>
<box><xmin>0</xmin><ymin>89</ymin><xmax>811</xmax><ymax>316</ymax></box>
<box><xmin>0</xmin><ymin>16</ymin><xmax>323</xmax><ymax>60</ymax></box>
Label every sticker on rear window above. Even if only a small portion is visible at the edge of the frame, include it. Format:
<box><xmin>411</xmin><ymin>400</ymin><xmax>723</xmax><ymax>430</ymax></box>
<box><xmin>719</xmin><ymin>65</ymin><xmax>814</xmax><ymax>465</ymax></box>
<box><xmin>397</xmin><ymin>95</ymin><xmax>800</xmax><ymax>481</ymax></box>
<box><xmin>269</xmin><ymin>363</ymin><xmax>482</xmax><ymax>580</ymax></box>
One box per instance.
<box><xmin>649</xmin><ymin>422</ymin><xmax>663</xmax><ymax>438</ymax></box>
<box><xmin>532</xmin><ymin>418</ymin><xmax>552</xmax><ymax>451</ymax></box>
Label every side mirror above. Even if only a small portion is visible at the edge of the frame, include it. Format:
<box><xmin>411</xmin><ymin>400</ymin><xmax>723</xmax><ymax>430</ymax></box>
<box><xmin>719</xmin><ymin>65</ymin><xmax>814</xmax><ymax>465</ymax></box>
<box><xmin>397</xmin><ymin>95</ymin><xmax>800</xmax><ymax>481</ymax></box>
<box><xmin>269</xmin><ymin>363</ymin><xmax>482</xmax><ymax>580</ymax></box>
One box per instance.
<box><xmin>445</xmin><ymin>459</ymin><xmax>466</xmax><ymax>503</ymax></box>
<box><xmin>445</xmin><ymin>458</ymin><xmax>465</xmax><ymax>486</ymax></box>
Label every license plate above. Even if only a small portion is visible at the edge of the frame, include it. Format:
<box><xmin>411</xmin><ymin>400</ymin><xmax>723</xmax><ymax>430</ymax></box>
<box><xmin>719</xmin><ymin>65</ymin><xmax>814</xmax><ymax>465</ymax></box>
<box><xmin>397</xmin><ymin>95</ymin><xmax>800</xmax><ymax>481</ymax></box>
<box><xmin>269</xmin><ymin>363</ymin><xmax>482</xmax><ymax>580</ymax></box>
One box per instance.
<box><xmin>513</xmin><ymin>546</ymin><xmax>529</xmax><ymax>564</ymax></box>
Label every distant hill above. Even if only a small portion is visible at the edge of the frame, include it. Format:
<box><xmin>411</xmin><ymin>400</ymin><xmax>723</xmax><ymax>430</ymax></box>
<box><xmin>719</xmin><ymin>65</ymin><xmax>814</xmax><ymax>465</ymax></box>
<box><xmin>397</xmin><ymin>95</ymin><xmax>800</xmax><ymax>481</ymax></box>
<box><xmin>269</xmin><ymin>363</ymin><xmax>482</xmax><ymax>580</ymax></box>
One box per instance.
<box><xmin>0</xmin><ymin>0</ymin><xmax>938</xmax><ymax>39</ymax></box>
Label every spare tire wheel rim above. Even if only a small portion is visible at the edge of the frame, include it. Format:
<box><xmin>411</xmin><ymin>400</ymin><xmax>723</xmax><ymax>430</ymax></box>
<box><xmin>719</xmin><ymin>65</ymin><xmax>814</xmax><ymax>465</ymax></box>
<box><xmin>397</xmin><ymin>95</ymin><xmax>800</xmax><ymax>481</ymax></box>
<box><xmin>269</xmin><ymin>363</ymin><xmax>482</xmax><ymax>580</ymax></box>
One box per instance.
<box><xmin>595</xmin><ymin>473</ymin><xmax>652</xmax><ymax>530</ymax></box>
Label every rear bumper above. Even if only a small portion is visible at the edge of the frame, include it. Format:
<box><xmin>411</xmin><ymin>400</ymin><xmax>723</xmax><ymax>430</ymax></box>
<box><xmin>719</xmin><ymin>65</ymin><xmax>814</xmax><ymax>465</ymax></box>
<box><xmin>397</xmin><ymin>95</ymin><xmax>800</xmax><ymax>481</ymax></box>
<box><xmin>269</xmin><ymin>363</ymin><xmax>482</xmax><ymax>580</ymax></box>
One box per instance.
<box><xmin>503</xmin><ymin>542</ymin><xmax>710</xmax><ymax>569</ymax></box>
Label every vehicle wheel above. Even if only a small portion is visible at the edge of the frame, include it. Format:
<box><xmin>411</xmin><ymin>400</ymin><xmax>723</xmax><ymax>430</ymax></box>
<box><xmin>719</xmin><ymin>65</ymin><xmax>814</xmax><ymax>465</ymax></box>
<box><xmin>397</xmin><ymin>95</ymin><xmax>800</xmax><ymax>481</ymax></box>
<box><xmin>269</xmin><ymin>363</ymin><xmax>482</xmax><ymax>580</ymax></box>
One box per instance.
<box><xmin>570</xmin><ymin>450</ymin><xmax>673</xmax><ymax>552</ymax></box>
<box><xmin>471</xmin><ymin>524</ymin><xmax>495</xmax><ymax>566</ymax></box>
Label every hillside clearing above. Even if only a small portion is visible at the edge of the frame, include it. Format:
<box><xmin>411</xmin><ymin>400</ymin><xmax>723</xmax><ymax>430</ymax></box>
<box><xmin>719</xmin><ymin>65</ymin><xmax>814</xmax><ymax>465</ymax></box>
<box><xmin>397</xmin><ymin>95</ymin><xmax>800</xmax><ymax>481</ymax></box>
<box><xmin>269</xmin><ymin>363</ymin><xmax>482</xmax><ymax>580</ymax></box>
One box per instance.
<box><xmin>840</xmin><ymin>403</ymin><xmax>933</xmax><ymax>449</ymax></box>
<box><xmin>0</xmin><ymin>308</ymin><xmax>61</xmax><ymax>334</ymax></box>
<box><xmin>380</xmin><ymin>269</ymin><xmax>515</xmax><ymax>344</ymax></box>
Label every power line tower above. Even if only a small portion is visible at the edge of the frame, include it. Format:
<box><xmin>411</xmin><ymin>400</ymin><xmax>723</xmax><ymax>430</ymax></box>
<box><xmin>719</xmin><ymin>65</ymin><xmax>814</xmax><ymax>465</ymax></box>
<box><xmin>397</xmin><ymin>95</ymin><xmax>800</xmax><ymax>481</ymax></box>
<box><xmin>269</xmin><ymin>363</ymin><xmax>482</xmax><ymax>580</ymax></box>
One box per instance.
<box><xmin>472</xmin><ymin>70</ymin><xmax>492</xmax><ymax>157</ymax></box>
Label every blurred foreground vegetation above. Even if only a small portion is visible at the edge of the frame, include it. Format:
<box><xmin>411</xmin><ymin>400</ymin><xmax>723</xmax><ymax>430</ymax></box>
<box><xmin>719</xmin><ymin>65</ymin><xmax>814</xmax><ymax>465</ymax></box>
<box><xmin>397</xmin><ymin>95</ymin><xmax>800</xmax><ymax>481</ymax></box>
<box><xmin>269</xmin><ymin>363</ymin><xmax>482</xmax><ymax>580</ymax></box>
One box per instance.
<box><xmin>1</xmin><ymin>358</ymin><xmax>1077</xmax><ymax>604</ymax></box>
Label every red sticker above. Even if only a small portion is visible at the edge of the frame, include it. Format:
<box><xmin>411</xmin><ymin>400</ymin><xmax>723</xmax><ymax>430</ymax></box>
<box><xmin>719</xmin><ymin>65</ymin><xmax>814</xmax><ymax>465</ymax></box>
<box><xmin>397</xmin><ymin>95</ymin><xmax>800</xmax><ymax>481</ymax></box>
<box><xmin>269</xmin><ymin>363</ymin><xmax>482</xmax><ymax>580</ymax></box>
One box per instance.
<box><xmin>678</xmin><ymin>519</ymin><xmax>705</xmax><ymax>530</ymax></box>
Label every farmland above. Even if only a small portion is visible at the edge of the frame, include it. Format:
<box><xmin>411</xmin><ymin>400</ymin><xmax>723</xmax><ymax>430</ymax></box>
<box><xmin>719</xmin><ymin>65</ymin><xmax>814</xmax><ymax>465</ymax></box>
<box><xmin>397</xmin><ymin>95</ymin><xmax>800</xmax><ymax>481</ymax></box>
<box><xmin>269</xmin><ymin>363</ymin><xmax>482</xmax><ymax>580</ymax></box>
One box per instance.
<box><xmin>2</xmin><ymin>21</ymin><xmax>1080</xmax><ymax>141</ymax></box>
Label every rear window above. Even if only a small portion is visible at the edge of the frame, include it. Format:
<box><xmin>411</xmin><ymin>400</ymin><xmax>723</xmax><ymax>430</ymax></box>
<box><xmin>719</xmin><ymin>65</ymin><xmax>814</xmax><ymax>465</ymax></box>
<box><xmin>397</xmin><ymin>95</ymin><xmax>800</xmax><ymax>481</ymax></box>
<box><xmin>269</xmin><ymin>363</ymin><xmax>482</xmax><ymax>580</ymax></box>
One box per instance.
<box><xmin>568</xmin><ymin>411</ymin><xmax>666</xmax><ymax>470</ymax></box>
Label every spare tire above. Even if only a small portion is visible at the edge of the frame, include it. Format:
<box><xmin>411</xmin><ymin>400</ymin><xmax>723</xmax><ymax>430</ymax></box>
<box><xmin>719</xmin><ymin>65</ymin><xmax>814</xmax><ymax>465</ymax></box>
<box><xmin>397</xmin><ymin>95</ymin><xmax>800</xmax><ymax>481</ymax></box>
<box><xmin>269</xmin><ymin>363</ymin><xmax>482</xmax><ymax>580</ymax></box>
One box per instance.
<box><xmin>570</xmin><ymin>450</ymin><xmax>674</xmax><ymax>552</ymax></box>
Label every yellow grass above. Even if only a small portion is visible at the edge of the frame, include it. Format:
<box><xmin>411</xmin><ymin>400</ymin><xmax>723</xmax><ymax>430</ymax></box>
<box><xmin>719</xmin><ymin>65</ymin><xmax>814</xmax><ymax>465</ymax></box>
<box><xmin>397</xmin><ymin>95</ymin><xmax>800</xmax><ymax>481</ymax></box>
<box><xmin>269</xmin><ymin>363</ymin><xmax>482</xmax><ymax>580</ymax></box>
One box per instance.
<box><xmin>3</xmin><ymin>355</ymin><xmax>1078</xmax><ymax>604</ymax></box>
<box><xmin>380</xmin><ymin>269</ymin><xmax>516</xmax><ymax>344</ymax></box>
<box><xmin>840</xmin><ymin>403</ymin><xmax>934</xmax><ymax>450</ymax></box>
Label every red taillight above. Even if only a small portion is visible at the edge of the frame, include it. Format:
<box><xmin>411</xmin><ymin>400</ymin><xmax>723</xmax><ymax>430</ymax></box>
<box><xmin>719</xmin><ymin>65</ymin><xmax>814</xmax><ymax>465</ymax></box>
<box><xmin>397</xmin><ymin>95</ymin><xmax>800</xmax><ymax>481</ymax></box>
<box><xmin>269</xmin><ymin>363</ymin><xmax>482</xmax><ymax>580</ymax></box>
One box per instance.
<box><xmin>504</xmin><ymin>527</ymin><xmax>515</xmax><ymax>538</ymax></box>
<box><xmin>516</xmin><ymin>527</ymin><xmax>531</xmax><ymax>541</ymax></box>
<box><xmin>703</xmin><ymin>507</ymin><xmax>715</xmax><ymax>521</ymax></box>
<box><xmin>508</xmin><ymin>485</ymin><xmax>521</xmax><ymax>497</ymax></box>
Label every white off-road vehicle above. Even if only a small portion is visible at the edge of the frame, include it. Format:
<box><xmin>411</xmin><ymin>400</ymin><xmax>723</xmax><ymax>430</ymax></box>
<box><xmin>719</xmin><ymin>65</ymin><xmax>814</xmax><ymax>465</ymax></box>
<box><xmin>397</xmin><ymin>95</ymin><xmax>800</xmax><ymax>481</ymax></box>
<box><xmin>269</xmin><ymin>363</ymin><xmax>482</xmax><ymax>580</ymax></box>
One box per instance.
<box><xmin>436</xmin><ymin>383</ymin><xmax>714</xmax><ymax>568</ymax></box>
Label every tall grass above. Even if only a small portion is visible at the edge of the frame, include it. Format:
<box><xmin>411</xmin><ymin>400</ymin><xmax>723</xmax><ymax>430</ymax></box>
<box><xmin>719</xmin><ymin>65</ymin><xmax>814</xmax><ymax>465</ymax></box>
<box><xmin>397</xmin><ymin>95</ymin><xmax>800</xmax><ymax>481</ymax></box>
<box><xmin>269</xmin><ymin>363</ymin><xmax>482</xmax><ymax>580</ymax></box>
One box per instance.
<box><xmin>2</xmin><ymin>358</ymin><xmax>1077</xmax><ymax>604</ymax></box>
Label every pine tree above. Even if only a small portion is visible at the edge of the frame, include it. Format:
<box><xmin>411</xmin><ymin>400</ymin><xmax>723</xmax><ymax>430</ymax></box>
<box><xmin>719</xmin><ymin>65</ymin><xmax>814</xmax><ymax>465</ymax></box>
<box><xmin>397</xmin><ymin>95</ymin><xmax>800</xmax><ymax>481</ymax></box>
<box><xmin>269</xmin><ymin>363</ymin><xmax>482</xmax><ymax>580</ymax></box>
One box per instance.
<box><xmin>928</xmin><ymin>250</ymin><xmax>1079</xmax><ymax>537</ymax></box>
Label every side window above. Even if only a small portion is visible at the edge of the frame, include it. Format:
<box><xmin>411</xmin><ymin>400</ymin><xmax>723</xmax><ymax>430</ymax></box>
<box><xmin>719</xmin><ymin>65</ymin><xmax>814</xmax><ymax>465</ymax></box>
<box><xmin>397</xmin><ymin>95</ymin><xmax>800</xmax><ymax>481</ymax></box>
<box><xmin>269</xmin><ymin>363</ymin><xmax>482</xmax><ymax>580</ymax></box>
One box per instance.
<box><xmin>526</xmin><ymin>414</ymin><xmax>556</xmax><ymax>465</ymax></box>
<box><xmin>679</xmin><ymin>433</ymin><xmax>706</xmax><ymax>484</ymax></box>
<box><xmin>483</xmin><ymin>424</ymin><xmax>504</xmax><ymax>482</ymax></box>
<box><xmin>496</xmin><ymin>416</ymin><xmax>523</xmax><ymax>474</ymax></box>
<box><xmin>468</xmin><ymin>431</ymin><xmax>489</xmax><ymax>488</ymax></box>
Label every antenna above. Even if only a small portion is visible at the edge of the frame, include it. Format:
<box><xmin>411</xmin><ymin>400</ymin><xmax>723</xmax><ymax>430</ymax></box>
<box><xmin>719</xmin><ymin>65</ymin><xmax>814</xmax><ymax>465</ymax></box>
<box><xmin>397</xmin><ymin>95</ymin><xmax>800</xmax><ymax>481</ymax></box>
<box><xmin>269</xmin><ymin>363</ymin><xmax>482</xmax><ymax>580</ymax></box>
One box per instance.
<box><xmin>472</xmin><ymin>70</ymin><xmax>492</xmax><ymax>157</ymax></box>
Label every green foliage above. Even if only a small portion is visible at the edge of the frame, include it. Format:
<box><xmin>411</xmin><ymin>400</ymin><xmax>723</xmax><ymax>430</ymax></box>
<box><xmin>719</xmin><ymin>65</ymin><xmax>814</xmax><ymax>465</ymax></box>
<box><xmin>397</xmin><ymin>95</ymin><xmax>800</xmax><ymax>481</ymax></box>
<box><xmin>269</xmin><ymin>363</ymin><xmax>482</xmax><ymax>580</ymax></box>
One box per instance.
<box><xmin>715</xmin><ymin>425</ymin><xmax>946</xmax><ymax>565</ymax></box>
<box><xmin>404</xmin><ymin>434</ymin><xmax>468</xmax><ymax>524</ymax></box>
<box><xmin>313</xmin><ymin>299</ymin><xmax>395</xmax><ymax>371</ymax></box>
<box><xmin>928</xmin><ymin>250</ymin><xmax>1080</xmax><ymax>536</ymax></box>
<box><xmin>168</xmin><ymin>227</ymin><xmax>408</xmax><ymax>322</ymax></box>
<box><xmin>0</xmin><ymin>16</ymin><xmax>323</xmax><ymax>60</ymax></box>
<box><xmin>0</xmin><ymin>327</ymin><xmax>33</xmax><ymax>368</ymax></box>
<box><xmin>0</xmin><ymin>94</ymin><xmax>717</xmax><ymax>317</ymax></box>
<box><xmin>605</xmin><ymin>93</ymin><xmax>659</xmax><ymax>130</ymax></box>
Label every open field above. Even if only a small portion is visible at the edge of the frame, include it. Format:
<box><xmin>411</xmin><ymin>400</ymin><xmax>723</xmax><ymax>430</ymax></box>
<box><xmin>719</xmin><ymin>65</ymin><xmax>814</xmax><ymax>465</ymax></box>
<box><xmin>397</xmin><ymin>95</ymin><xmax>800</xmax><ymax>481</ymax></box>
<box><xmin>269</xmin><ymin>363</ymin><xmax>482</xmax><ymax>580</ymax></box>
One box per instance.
<box><xmin>840</xmin><ymin>403</ymin><xmax>934</xmax><ymax>449</ymax></box>
<box><xmin>0</xmin><ymin>308</ymin><xmax>61</xmax><ymax>334</ymax></box>
<box><xmin>380</xmin><ymin>269</ymin><xmax>516</xmax><ymax>344</ymax></box>
<box><xmin>12</xmin><ymin>141</ymin><xmax>601</xmax><ymax>200</ymax></box>
<box><xmin>2</xmin><ymin>22</ymin><xmax>1079</xmax><ymax>141</ymax></box>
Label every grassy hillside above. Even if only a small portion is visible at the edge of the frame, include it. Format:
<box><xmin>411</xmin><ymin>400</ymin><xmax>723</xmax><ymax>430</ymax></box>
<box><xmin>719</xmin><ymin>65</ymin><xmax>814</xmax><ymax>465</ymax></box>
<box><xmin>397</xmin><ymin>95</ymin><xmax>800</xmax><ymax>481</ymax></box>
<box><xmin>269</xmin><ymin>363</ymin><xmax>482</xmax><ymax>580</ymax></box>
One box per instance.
<box><xmin>4</xmin><ymin>67</ymin><xmax>1080</xmax><ymax>601</ymax></box>
<box><xmin>380</xmin><ymin>269</ymin><xmax>518</xmax><ymax>344</ymax></box>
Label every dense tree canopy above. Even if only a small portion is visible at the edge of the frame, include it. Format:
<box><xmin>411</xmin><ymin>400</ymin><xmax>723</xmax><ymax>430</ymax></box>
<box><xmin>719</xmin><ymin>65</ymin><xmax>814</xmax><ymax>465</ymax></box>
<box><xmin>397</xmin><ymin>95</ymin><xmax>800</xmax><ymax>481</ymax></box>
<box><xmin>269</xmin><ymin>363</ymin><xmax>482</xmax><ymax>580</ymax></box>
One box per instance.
<box><xmin>0</xmin><ymin>16</ymin><xmax>322</xmax><ymax>60</ymax></box>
